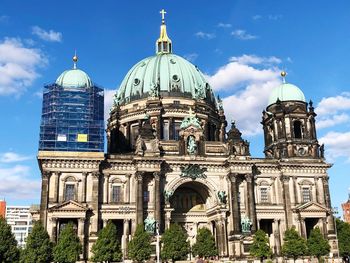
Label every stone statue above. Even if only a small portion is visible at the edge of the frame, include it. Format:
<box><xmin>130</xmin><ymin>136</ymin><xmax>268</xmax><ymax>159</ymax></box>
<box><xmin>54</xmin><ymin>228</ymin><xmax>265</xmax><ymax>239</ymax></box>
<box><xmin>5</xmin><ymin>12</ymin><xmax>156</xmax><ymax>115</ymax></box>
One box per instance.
<box><xmin>195</xmin><ymin>84</ymin><xmax>205</xmax><ymax>99</ymax></box>
<box><xmin>320</xmin><ymin>143</ymin><xmax>325</xmax><ymax>158</ymax></box>
<box><xmin>241</xmin><ymin>215</ymin><xmax>252</xmax><ymax>233</ymax></box>
<box><xmin>149</xmin><ymin>82</ymin><xmax>159</xmax><ymax>98</ymax></box>
<box><xmin>217</xmin><ymin>191</ymin><xmax>226</xmax><ymax>204</ymax></box>
<box><xmin>164</xmin><ymin>190</ymin><xmax>174</xmax><ymax>203</ymax></box>
<box><xmin>144</xmin><ymin>216</ymin><xmax>156</xmax><ymax>233</ymax></box>
<box><xmin>187</xmin><ymin>136</ymin><xmax>197</xmax><ymax>155</ymax></box>
<box><xmin>180</xmin><ymin>108</ymin><xmax>202</xmax><ymax>130</ymax></box>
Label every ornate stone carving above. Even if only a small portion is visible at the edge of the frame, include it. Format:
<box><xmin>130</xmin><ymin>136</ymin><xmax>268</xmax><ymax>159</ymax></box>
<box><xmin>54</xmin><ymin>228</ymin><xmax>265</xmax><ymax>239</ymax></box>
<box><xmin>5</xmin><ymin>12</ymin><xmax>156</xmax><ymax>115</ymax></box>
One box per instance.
<box><xmin>241</xmin><ymin>215</ymin><xmax>252</xmax><ymax>234</ymax></box>
<box><xmin>180</xmin><ymin>108</ymin><xmax>202</xmax><ymax>130</ymax></box>
<box><xmin>217</xmin><ymin>191</ymin><xmax>227</xmax><ymax>204</ymax></box>
<box><xmin>144</xmin><ymin>216</ymin><xmax>156</xmax><ymax>233</ymax></box>
<box><xmin>164</xmin><ymin>190</ymin><xmax>173</xmax><ymax>202</ymax></box>
<box><xmin>187</xmin><ymin>135</ymin><xmax>197</xmax><ymax>155</ymax></box>
<box><xmin>180</xmin><ymin>164</ymin><xmax>207</xmax><ymax>180</ymax></box>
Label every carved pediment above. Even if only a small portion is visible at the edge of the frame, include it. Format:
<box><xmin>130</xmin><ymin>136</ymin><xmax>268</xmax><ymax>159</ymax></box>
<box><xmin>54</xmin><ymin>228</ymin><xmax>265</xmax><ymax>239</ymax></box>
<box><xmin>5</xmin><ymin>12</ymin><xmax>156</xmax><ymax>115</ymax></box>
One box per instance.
<box><xmin>294</xmin><ymin>201</ymin><xmax>329</xmax><ymax>213</ymax></box>
<box><xmin>48</xmin><ymin>200</ymin><xmax>89</xmax><ymax>212</ymax></box>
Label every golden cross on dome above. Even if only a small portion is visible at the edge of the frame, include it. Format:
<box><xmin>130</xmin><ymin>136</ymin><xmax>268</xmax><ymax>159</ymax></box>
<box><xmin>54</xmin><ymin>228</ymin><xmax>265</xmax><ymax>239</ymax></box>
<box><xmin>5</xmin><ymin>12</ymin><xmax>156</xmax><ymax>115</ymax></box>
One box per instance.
<box><xmin>160</xmin><ymin>9</ymin><xmax>167</xmax><ymax>22</ymax></box>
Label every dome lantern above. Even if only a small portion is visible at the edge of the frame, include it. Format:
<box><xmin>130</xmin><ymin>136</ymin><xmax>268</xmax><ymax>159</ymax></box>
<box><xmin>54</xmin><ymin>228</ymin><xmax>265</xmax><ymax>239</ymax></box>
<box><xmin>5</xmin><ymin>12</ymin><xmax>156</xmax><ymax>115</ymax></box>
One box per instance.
<box><xmin>156</xmin><ymin>9</ymin><xmax>172</xmax><ymax>54</ymax></box>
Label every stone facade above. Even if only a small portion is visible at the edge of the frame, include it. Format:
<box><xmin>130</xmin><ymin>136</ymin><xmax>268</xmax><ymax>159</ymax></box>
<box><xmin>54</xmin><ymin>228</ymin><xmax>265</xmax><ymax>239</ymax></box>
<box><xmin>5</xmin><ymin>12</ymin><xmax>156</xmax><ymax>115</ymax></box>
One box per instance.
<box><xmin>34</xmin><ymin>95</ymin><xmax>338</xmax><ymax>260</ymax></box>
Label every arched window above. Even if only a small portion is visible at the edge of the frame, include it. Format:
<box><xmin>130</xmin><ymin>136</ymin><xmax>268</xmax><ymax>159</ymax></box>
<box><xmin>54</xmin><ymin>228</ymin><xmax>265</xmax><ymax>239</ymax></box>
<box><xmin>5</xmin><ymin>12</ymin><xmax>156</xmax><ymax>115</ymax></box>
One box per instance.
<box><xmin>293</xmin><ymin>121</ymin><xmax>302</xmax><ymax>139</ymax></box>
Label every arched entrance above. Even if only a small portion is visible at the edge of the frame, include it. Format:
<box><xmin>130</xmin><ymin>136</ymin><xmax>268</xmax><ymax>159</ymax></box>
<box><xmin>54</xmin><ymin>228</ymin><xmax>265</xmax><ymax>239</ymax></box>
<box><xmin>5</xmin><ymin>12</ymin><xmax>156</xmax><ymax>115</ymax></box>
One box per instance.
<box><xmin>168</xmin><ymin>181</ymin><xmax>227</xmax><ymax>255</ymax></box>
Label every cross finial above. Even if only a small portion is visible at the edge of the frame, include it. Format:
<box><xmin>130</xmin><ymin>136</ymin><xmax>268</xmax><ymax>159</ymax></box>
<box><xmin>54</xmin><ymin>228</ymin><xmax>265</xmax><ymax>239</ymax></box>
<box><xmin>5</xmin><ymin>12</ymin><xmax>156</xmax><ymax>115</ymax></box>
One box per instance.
<box><xmin>160</xmin><ymin>9</ymin><xmax>167</xmax><ymax>23</ymax></box>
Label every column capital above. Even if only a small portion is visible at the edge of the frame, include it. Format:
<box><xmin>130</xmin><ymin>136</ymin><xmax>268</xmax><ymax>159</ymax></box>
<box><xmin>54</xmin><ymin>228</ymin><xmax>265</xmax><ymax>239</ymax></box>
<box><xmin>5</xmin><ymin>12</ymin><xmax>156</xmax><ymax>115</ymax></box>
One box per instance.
<box><xmin>245</xmin><ymin>174</ymin><xmax>253</xmax><ymax>183</ymax></box>
<box><xmin>42</xmin><ymin>171</ymin><xmax>51</xmax><ymax>179</ymax></box>
<box><xmin>229</xmin><ymin>173</ymin><xmax>237</xmax><ymax>183</ymax></box>
<box><xmin>91</xmin><ymin>171</ymin><xmax>100</xmax><ymax>178</ymax></box>
<box><xmin>280</xmin><ymin>174</ymin><xmax>290</xmax><ymax>182</ymax></box>
<box><xmin>82</xmin><ymin>172</ymin><xmax>88</xmax><ymax>177</ymax></box>
<box><xmin>78</xmin><ymin>218</ymin><xmax>85</xmax><ymax>223</ymax></box>
<box><xmin>153</xmin><ymin>172</ymin><xmax>161</xmax><ymax>180</ymax></box>
<box><xmin>135</xmin><ymin>171</ymin><xmax>143</xmax><ymax>181</ymax></box>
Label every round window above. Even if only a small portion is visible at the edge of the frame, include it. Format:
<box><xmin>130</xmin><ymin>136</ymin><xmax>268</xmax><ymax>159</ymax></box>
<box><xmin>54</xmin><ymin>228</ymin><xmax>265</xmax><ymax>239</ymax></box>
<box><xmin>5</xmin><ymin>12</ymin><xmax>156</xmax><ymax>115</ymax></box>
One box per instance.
<box><xmin>134</xmin><ymin>78</ymin><xmax>140</xmax><ymax>86</ymax></box>
<box><xmin>172</xmin><ymin>75</ymin><xmax>180</xmax><ymax>82</ymax></box>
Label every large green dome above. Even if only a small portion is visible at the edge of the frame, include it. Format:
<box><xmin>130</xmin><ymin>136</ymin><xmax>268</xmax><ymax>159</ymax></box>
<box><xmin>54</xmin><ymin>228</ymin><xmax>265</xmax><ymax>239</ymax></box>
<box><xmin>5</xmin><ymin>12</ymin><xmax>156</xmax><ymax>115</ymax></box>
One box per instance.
<box><xmin>115</xmin><ymin>53</ymin><xmax>215</xmax><ymax>105</ymax></box>
<box><xmin>56</xmin><ymin>68</ymin><xmax>92</xmax><ymax>88</ymax></box>
<box><xmin>268</xmin><ymin>83</ymin><xmax>306</xmax><ymax>106</ymax></box>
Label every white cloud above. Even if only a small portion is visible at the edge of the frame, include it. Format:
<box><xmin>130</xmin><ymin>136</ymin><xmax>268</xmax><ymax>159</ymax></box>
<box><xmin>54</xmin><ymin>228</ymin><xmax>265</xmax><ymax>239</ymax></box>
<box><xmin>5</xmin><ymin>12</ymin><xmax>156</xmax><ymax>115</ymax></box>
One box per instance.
<box><xmin>315</xmin><ymin>92</ymin><xmax>350</xmax><ymax>129</ymax></box>
<box><xmin>183</xmin><ymin>53</ymin><xmax>198</xmax><ymax>62</ymax></box>
<box><xmin>0</xmin><ymin>165</ymin><xmax>41</xmax><ymax>200</ymax></box>
<box><xmin>268</xmin><ymin>14</ymin><xmax>283</xmax><ymax>20</ymax></box>
<box><xmin>319</xmin><ymin>131</ymin><xmax>350</xmax><ymax>162</ymax></box>
<box><xmin>0</xmin><ymin>38</ymin><xmax>47</xmax><ymax>96</ymax></box>
<box><xmin>231</xmin><ymin>29</ymin><xmax>257</xmax><ymax>40</ymax></box>
<box><xmin>230</xmin><ymin>54</ymin><xmax>281</xmax><ymax>65</ymax></box>
<box><xmin>316</xmin><ymin>113</ymin><xmax>350</xmax><ymax>129</ymax></box>
<box><xmin>195</xmin><ymin>31</ymin><xmax>216</xmax><ymax>40</ymax></box>
<box><xmin>32</xmin><ymin>26</ymin><xmax>62</xmax><ymax>42</ymax></box>
<box><xmin>0</xmin><ymin>152</ymin><xmax>32</xmax><ymax>163</ymax></box>
<box><xmin>206</xmin><ymin>54</ymin><xmax>281</xmax><ymax>136</ymax></box>
<box><xmin>206</xmin><ymin>60</ymin><xmax>279</xmax><ymax>92</ymax></box>
<box><xmin>316</xmin><ymin>92</ymin><xmax>350</xmax><ymax>116</ymax></box>
<box><xmin>217</xmin><ymin>23</ymin><xmax>232</xmax><ymax>28</ymax></box>
<box><xmin>104</xmin><ymin>89</ymin><xmax>116</xmax><ymax>122</ymax></box>
<box><xmin>252</xmin><ymin>15</ymin><xmax>262</xmax><ymax>20</ymax></box>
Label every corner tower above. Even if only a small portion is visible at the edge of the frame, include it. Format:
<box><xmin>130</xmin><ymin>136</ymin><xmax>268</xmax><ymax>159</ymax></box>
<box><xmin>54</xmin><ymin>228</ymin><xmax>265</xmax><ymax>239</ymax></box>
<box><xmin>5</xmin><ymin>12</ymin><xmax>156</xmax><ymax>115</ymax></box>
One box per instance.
<box><xmin>39</xmin><ymin>54</ymin><xmax>104</xmax><ymax>152</ymax></box>
<box><xmin>262</xmin><ymin>72</ymin><xmax>320</xmax><ymax>159</ymax></box>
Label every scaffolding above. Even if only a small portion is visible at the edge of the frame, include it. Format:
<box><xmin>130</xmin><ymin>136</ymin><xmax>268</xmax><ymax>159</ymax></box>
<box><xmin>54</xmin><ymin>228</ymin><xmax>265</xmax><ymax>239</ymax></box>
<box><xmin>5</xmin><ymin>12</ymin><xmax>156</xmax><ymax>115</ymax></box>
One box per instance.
<box><xmin>39</xmin><ymin>83</ymin><xmax>104</xmax><ymax>152</ymax></box>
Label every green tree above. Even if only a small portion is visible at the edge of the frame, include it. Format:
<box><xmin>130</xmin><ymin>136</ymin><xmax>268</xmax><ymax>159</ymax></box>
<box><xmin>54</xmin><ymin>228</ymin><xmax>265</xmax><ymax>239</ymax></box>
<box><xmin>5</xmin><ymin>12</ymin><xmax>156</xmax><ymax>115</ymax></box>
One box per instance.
<box><xmin>161</xmin><ymin>224</ymin><xmax>190</xmax><ymax>262</ymax></box>
<box><xmin>192</xmin><ymin>227</ymin><xmax>217</xmax><ymax>258</ymax></box>
<box><xmin>53</xmin><ymin>222</ymin><xmax>82</xmax><ymax>263</ymax></box>
<box><xmin>128</xmin><ymin>224</ymin><xmax>152</xmax><ymax>262</ymax></box>
<box><xmin>307</xmin><ymin>227</ymin><xmax>330</xmax><ymax>261</ymax></box>
<box><xmin>336</xmin><ymin>218</ymin><xmax>350</xmax><ymax>257</ymax></box>
<box><xmin>282</xmin><ymin>227</ymin><xmax>307</xmax><ymax>262</ymax></box>
<box><xmin>21</xmin><ymin>221</ymin><xmax>53</xmax><ymax>263</ymax></box>
<box><xmin>250</xmin><ymin>229</ymin><xmax>272</xmax><ymax>262</ymax></box>
<box><xmin>0</xmin><ymin>216</ymin><xmax>20</xmax><ymax>262</ymax></box>
<box><xmin>91</xmin><ymin>221</ymin><xmax>123</xmax><ymax>263</ymax></box>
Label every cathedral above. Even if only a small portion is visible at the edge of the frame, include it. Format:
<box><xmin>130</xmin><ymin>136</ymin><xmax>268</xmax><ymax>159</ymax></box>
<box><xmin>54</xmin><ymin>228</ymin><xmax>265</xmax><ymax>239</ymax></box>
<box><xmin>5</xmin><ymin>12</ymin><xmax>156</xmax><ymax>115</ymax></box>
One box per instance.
<box><xmin>33</xmin><ymin>10</ymin><xmax>339</xmax><ymax>260</ymax></box>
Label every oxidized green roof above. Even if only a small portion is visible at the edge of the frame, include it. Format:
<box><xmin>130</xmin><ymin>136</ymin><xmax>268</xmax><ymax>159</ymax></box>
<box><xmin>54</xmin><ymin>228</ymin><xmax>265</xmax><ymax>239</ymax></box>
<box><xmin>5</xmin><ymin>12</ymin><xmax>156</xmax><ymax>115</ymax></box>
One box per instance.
<box><xmin>56</xmin><ymin>69</ymin><xmax>92</xmax><ymax>88</ymax></box>
<box><xmin>268</xmin><ymin>83</ymin><xmax>306</xmax><ymax>106</ymax></box>
<box><xmin>115</xmin><ymin>53</ymin><xmax>216</xmax><ymax>105</ymax></box>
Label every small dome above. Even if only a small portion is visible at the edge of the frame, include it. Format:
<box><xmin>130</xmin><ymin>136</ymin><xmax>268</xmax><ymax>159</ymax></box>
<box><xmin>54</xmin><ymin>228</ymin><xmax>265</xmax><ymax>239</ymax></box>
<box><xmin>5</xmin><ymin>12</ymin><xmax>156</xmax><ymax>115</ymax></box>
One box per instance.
<box><xmin>55</xmin><ymin>69</ymin><xmax>92</xmax><ymax>88</ymax></box>
<box><xmin>115</xmin><ymin>53</ymin><xmax>215</xmax><ymax>105</ymax></box>
<box><xmin>268</xmin><ymin>83</ymin><xmax>306</xmax><ymax>106</ymax></box>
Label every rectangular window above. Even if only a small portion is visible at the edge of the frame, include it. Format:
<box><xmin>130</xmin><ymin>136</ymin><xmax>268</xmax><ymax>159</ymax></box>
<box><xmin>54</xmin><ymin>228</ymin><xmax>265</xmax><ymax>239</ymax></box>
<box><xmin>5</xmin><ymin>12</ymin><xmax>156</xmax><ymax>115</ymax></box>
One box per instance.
<box><xmin>143</xmin><ymin>191</ymin><xmax>149</xmax><ymax>203</ymax></box>
<box><xmin>163</xmin><ymin>121</ymin><xmax>169</xmax><ymax>140</ymax></box>
<box><xmin>302</xmin><ymin>187</ymin><xmax>311</xmax><ymax>203</ymax></box>
<box><xmin>260</xmin><ymin>187</ymin><xmax>268</xmax><ymax>203</ymax></box>
<box><xmin>112</xmin><ymin>185</ymin><xmax>121</xmax><ymax>203</ymax></box>
<box><xmin>173</xmin><ymin>122</ymin><xmax>181</xmax><ymax>140</ymax></box>
<box><xmin>130</xmin><ymin>124</ymin><xmax>139</xmax><ymax>149</ymax></box>
<box><xmin>64</xmin><ymin>184</ymin><xmax>75</xmax><ymax>201</ymax></box>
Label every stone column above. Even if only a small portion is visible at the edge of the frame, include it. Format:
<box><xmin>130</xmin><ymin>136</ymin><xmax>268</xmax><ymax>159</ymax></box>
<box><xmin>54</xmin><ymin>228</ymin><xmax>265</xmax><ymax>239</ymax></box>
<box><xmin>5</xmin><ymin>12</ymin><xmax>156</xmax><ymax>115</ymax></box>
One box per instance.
<box><xmin>292</xmin><ymin>177</ymin><xmax>298</xmax><ymax>204</ymax></box>
<box><xmin>50</xmin><ymin>217</ymin><xmax>58</xmax><ymax>243</ymax></box>
<box><xmin>78</xmin><ymin>218</ymin><xmax>86</xmax><ymax>259</ymax></box>
<box><xmin>136</xmin><ymin>172</ymin><xmax>144</xmax><ymax>225</ymax></box>
<box><xmin>49</xmin><ymin>172</ymin><xmax>59</xmax><ymax>203</ymax></box>
<box><xmin>245</xmin><ymin>174</ymin><xmax>257</xmax><ymax>232</ymax></box>
<box><xmin>131</xmin><ymin>219</ymin><xmax>136</xmax><ymax>235</ymax></box>
<box><xmin>153</xmin><ymin>172</ymin><xmax>161</xmax><ymax>226</ymax></box>
<box><xmin>281</xmin><ymin>174</ymin><xmax>293</xmax><ymax>228</ymax></box>
<box><xmin>301</xmin><ymin>218</ymin><xmax>306</xmax><ymax>238</ymax></box>
<box><xmin>273</xmin><ymin>219</ymin><xmax>281</xmax><ymax>255</ymax></box>
<box><xmin>216</xmin><ymin>219</ymin><xmax>228</xmax><ymax>256</ymax></box>
<box><xmin>125</xmin><ymin>174</ymin><xmax>131</xmax><ymax>203</ymax></box>
<box><xmin>322</xmin><ymin>176</ymin><xmax>335</xmax><ymax>234</ymax></box>
<box><xmin>229</xmin><ymin>174</ymin><xmax>240</xmax><ymax>233</ymax></box>
<box><xmin>90</xmin><ymin>172</ymin><xmax>100</xmax><ymax>234</ymax></box>
<box><xmin>164</xmin><ymin>207</ymin><xmax>174</xmax><ymax>230</ymax></box>
<box><xmin>169</xmin><ymin>117</ymin><xmax>174</xmax><ymax>140</ymax></box>
<box><xmin>123</xmin><ymin>219</ymin><xmax>130</xmax><ymax>256</ymax></box>
<box><xmin>103</xmin><ymin>174</ymin><xmax>110</xmax><ymax>204</ymax></box>
<box><xmin>40</xmin><ymin>171</ymin><xmax>50</xmax><ymax>227</ymax></box>
<box><xmin>81</xmin><ymin>172</ymin><xmax>87</xmax><ymax>203</ymax></box>
<box><xmin>103</xmin><ymin>219</ymin><xmax>108</xmax><ymax>227</ymax></box>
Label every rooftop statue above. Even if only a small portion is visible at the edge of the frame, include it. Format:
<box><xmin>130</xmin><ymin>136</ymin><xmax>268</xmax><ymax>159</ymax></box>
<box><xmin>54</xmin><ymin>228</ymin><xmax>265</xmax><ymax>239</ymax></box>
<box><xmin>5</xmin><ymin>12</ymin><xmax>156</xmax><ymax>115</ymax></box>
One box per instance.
<box><xmin>180</xmin><ymin>108</ymin><xmax>202</xmax><ymax>130</ymax></box>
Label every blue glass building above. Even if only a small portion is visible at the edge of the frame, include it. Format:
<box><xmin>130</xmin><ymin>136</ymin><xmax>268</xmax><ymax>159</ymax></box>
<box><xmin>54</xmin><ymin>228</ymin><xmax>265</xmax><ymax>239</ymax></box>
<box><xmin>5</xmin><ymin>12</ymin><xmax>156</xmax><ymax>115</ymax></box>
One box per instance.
<box><xmin>39</xmin><ymin>56</ymin><xmax>104</xmax><ymax>152</ymax></box>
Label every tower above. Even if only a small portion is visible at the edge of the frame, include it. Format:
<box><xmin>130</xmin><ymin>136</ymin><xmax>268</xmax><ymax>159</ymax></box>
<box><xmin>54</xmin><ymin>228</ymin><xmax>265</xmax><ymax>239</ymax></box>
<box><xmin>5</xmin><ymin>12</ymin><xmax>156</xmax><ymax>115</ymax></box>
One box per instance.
<box><xmin>262</xmin><ymin>72</ymin><xmax>320</xmax><ymax>159</ymax></box>
<box><xmin>39</xmin><ymin>54</ymin><xmax>104</xmax><ymax>152</ymax></box>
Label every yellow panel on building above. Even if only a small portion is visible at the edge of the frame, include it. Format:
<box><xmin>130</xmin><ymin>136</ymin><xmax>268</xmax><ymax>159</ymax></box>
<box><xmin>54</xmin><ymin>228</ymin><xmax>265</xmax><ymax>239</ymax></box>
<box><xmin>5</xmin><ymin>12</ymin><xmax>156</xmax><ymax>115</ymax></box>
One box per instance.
<box><xmin>77</xmin><ymin>134</ymin><xmax>88</xmax><ymax>142</ymax></box>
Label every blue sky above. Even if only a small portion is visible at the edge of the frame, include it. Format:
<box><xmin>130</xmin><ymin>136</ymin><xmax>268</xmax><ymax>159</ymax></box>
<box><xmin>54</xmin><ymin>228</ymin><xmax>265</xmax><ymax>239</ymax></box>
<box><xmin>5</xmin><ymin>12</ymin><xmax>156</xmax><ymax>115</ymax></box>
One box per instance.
<box><xmin>0</xmin><ymin>0</ymin><xmax>350</xmax><ymax>217</ymax></box>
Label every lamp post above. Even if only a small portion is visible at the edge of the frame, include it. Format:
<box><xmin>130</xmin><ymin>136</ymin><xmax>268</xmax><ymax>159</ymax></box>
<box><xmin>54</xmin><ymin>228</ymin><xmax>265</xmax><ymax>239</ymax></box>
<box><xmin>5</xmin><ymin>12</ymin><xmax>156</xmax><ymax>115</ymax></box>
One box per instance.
<box><xmin>156</xmin><ymin>221</ymin><xmax>160</xmax><ymax>263</ymax></box>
